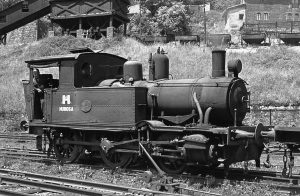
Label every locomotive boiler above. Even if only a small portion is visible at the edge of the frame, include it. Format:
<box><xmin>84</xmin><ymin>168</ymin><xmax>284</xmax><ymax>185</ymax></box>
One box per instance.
<box><xmin>147</xmin><ymin>52</ymin><xmax>248</xmax><ymax>127</ymax></box>
<box><xmin>22</xmin><ymin>47</ymin><xmax>265</xmax><ymax>174</ymax></box>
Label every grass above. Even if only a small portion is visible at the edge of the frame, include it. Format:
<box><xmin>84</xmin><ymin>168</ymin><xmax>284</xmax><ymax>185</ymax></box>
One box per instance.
<box><xmin>0</xmin><ymin>36</ymin><xmax>299</xmax><ymax>125</ymax></box>
<box><xmin>229</xmin><ymin>46</ymin><xmax>300</xmax><ymax>106</ymax></box>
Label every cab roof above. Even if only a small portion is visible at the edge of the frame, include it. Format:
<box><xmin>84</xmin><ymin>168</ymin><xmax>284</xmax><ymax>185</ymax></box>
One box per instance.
<box><xmin>25</xmin><ymin>53</ymin><xmax>79</xmax><ymax>66</ymax></box>
<box><xmin>25</xmin><ymin>51</ymin><xmax>127</xmax><ymax>68</ymax></box>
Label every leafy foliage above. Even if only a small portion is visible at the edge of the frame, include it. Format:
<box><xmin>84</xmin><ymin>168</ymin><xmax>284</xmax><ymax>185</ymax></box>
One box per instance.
<box><xmin>128</xmin><ymin>12</ymin><xmax>158</xmax><ymax>36</ymax></box>
<box><xmin>143</xmin><ymin>0</ymin><xmax>170</xmax><ymax>16</ymax></box>
<box><xmin>0</xmin><ymin>0</ymin><xmax>22</xmax><ymax>10</ymax></box>
<box><xmin>129</xmin><ymin>0</ymin><xmax>191</xmax><ymax>36</ymax></box>
<box><xmin>210</xmin><ymin>0</ymin><xmax>240</xmax><ymax>11</ymax></box>
<box><xmin>156</xmin><ymin>3</ymin><xmax>190</xmax><ymax>35</ymax></box>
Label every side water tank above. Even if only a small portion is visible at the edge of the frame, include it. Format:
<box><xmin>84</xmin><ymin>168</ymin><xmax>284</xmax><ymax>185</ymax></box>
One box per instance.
<box><xmin>123</xmin><ymin>60</ymin><xmax>143</xmax><ymax>82</ymax></box>
<box><xmin>150</xmin><ymin>53</ymin><xmax>169</xmax><ymax>80</ymax></box>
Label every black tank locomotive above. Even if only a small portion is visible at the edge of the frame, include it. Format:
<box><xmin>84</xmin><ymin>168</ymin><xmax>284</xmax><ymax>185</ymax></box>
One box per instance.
<box><xmin>22</xmin><ymin>48</ymin><xmax>265</xmax><ymax>174</ymax></box>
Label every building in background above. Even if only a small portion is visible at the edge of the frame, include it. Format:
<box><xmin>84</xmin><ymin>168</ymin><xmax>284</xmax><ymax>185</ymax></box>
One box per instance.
<box><xmin>223</xmin><ymin>0</ymin><xmax>300</xmax><ymax>32</ymax></box>
<box><xmin>223</xmin><ymin>3</ymin><xmax>245</xmax><ymax>32</ymax></box>
<box><xmin>188</xmin><ymin>2</ymin><xmax>210</xmax><ymax>13</ymax></box>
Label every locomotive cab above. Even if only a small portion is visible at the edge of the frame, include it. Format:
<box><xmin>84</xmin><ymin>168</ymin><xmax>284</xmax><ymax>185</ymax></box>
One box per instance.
<box><xmin>23</xmin><ymin>50</ymin><xmax>148</xmax><ymax>136</ymax></box>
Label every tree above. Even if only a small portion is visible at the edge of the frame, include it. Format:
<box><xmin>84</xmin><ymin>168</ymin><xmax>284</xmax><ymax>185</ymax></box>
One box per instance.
<box><xmin>128</xmin><ymin>12</ymin><xmax>158</xmax><ymax>36</ymax></box>
<box><xmin>143</xmin><ymin>0</ymin><xmax>171</xmax><ymax>16</ymax></box>
<box><xmin>210</xmin><ymin>0</ymin><xmax>240</xmax><ymax>11</ymax></box>
<box><xmin>128</xmin><ymin>0</ymin><xmax>191</xmax><ymax>36</ymax></box>
<box><xmin>0</xmin><ymin>0</ymin><xmax>22</xmax><ymax>10</ymax></box>
<box><xmin>155</xmin><ymin>2</ymin><xmax>190</xmax><ymax>35</ymax></box>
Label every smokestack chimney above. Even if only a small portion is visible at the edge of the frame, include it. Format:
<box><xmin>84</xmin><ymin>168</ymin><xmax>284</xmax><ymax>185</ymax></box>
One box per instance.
<box><xmin>212</xmin><ymin>49</ymin><xmax>226</xmax><ymax>77</ymax></box>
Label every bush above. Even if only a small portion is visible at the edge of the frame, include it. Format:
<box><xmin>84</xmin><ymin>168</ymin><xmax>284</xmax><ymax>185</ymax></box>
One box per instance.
<box><xmin>210</xmin><ymin>0</ymin><xmax>240</xmax><ymax>11</ymax></box>
<box><xmin>128</xmin><ymin>1</ymin><xmax>191</xmax><ymax>36</ymax></box>
<box><xmin>156</xmin><ymin>2</ymin><xmax>191</xmax><ymax>35</ymax></box>
<box><xmin>1</xmin><ymin>0</ymin><xmax>21</xmax><ymax>10</ymax></box>
<box><xmin>24</xmin><ymin>36</ymin><xmax>95</xmax><ymax>58</ymax></box>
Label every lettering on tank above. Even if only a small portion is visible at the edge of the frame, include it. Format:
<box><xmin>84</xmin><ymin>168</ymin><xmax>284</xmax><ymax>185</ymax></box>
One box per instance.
<box><xmin>59</xmin><ymin>95</ymin><xmax>73</xmax><ymax>112</ymax></box>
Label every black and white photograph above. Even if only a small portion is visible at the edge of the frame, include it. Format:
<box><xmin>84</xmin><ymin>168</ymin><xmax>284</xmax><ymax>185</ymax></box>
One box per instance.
<box><xmin>0</xmin><ymin>0</ymin><xmax>300</xmax><ymax>195</ymax></box>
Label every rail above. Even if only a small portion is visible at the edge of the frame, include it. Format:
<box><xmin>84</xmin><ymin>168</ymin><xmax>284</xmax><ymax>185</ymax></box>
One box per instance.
<box><xmin>1</xmin><ymin>147</ymin><xmax>300</xmax><ymax>195</ymax></box>
<box><xmin>0</xmin><ymin>169</ymin><xmax>185</xmax><ymax>196</ymax></box>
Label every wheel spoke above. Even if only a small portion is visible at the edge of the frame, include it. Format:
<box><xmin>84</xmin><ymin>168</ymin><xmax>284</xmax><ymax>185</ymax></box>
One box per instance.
<box><xmin>156</xmin><ymin>134</ymin><xmax>185</xmax><ymax>174</ymax></box>
<box><xmin>54</xmin><ymin>134</ymin><xmax>82</xmax><ymax>163</ymax></box>
<box><xmin>100</xmin><ymin>148</ymin><xmax>132</xmax><ymax>168</ymax></box>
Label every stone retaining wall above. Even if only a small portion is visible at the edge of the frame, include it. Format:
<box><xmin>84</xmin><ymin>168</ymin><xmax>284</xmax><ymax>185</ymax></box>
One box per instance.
<box><xmin>6</xmin><ymin>19</ymin><xmax>49</xmax><ymax>45</ymax></box>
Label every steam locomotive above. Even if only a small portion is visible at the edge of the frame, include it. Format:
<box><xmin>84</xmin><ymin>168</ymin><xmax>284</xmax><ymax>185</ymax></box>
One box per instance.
<box><xmin>22</xmin><ymin>47</ymin><xmax>267</xmax><ymax>174</ymax></box>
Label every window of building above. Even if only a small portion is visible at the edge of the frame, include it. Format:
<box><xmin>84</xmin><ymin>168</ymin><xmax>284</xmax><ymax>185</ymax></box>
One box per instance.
<box><xmin>239</xmin><ymin>14</ymin><xmax>244</xmax><ymax>20</ymax></box>
<box><xmin>286</xmin><ymin>13</ymin><xmax>293</xmax><ymax>21</ymax></box>
<box><xmin>292</xmin><ymin>0</ymin><xmax>299</xmax><ymax>8</ymax></box>
<box><xmin>22</xmin><ymin>0</ymin><xmax>29</xmax><ymax>12</ymax></box>
<box><xmin>256</xmin><ymin>13</ymin><xmax>261</xmax><ymax>21</ymax></box>
<box><xmin>264</xmin><ymin>13</ymin><xmax>269</xmax><ymax>20</ymax></box>
<box><xmin>295</xmin><ymin>13</ymin><xmax>299</xmax><ymax>21</ymax></box>
<box><xmin>0</xmin><ymin>15</ymin><xmax>6</xmax><ymax>23</ymax></box>
<box><xmin>240</xmin><ymin>0</ymin><xmax>245</xmax><ymax>4</ymax></box>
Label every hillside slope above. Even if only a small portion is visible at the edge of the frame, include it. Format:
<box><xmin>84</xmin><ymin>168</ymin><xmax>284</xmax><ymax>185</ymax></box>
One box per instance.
<box><xmin>0</xmin><ymin>36</ymin><xmax>299</xmax><ymax>117</ymax></box>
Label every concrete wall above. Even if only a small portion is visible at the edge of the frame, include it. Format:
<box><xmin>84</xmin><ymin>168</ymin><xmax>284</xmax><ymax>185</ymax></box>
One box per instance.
<box><xmin>6</xmin><ymin>21</ymin><xmax>37</xmax><ymax>44</ymax></box>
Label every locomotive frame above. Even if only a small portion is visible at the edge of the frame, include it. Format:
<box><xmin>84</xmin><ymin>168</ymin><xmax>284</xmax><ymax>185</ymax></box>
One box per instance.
<box><xmin>22</xmin><ymin>47</ymin><xmax>269</xmax><ymax>174</ymax></box>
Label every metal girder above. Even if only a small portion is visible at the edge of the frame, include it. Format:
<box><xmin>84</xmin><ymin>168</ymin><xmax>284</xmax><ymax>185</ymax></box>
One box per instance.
<box><xmin>53</xmin><ymin>1</ymin><xmax>80</xmax><ymax>16</ymax></box>
<box><xmin>85</xmin><ymin>1</ymin><xmax>108</xmax><ymax>14</ymax></box>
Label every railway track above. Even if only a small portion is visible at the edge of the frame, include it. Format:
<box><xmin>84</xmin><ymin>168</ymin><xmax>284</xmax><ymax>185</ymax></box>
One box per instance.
<box><xmin>0</xmin><ymin>133</ymin><xmax>37</xmax><ymax>141</ymax></box>
<box><xmin>0</xmin><ymin>169</ymin><xmax>186</xmax><ymax>196</ymax></box>
<box><xmin>1</xmin><ymin>146</ymin><xmax>298</xmax><ymax>170</ymax></box>
<box><xmin>169</xmin><ymin>168</ymin><xmax>300</xmax><ymax>195</ymax></box>
<box><xmin>1</xmin><ymin>144</ymin><xmax>300</xmax><ymax>194</ymax></box>
<box><xmin>0</xmin><ymin>166</ymin><xmax>297</xmax><ymax>195</ymax></box>
<box><xmin>0</xmin><ymin>147</ymin><xmax>299</xmax><ymax>195</ymax></box>
<box><xmin>0</xmin><ymin>147</ymin><xmax>55</xmax><ymax>163</ymax></box>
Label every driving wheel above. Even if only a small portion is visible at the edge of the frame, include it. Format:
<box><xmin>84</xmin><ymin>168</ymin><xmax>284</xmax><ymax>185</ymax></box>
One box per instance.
<box><xmin>156</xmin><ymin>134</ymin><xmax>186</xmax><ymax>174</ymax></box>
<box><xmin>54</xmin><ymin>133</ymin><xmax>83</xmax><ymax>163</ymax></box>
<box><xmin>99</xmin><ymin>147</ymin><xmax>133</xmax><ymax>168</ymax></box>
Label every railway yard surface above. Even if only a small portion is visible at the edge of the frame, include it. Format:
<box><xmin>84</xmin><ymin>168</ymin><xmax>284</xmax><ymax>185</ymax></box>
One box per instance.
<box><xmin>0</xmin><ymin>131</ymin><xmax>298</xmax><ymax>195</ymax></box>
<box><xmin>0</xmin><ymin>36</ymin><xmax>300</xmax><ymax>195</ymax></box>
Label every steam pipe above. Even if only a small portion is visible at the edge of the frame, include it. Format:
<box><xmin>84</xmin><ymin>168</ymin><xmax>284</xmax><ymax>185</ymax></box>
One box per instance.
<box><xmin>193</xmin><ymin>92</ymin><xmax>203</xmax><ymax>124</ymax></box>
<box><xmin>234</xmin><ymin>108</ymin><xmax>237</xmax><ymax>127</ymax></box>
<box><xmin>204</xmin><ymin>107</ymin><xmax>213</xmax><ymax>124</ymax></box>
